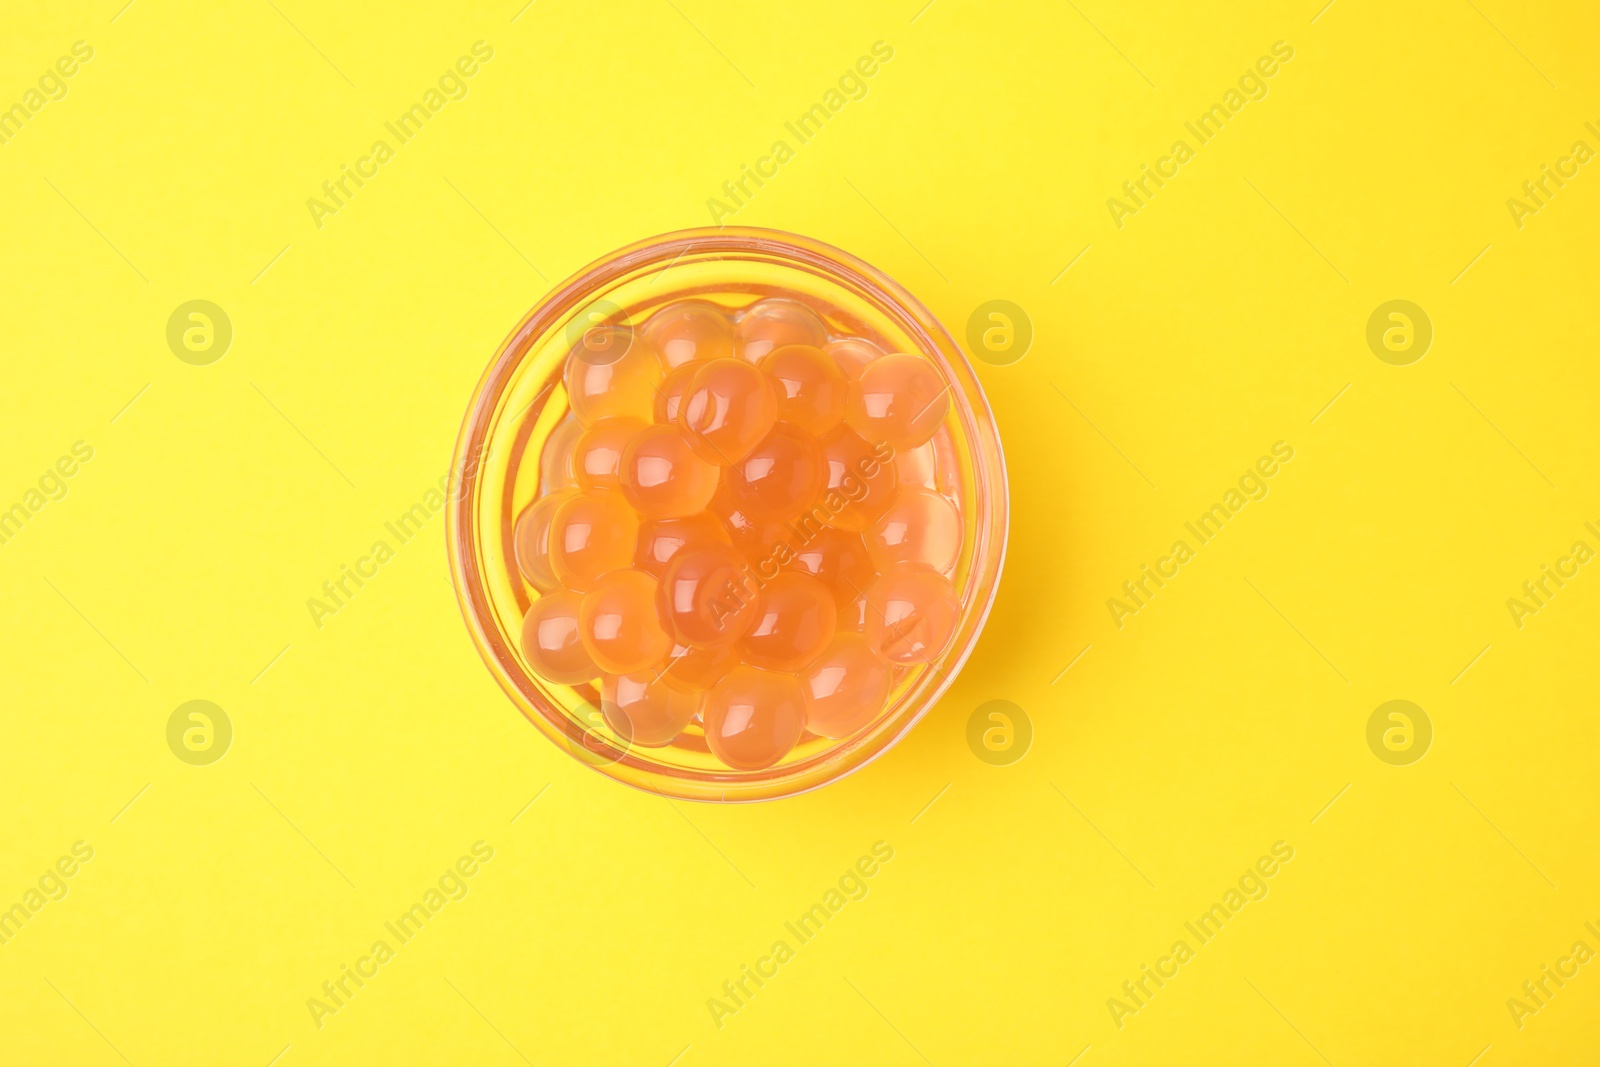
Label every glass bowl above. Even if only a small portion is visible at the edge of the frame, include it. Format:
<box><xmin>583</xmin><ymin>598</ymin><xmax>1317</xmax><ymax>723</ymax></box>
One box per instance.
<box><xmin>447</xmin><ymin>227</ymin><xmax>1007</xmax><ymax>802</ymax></box>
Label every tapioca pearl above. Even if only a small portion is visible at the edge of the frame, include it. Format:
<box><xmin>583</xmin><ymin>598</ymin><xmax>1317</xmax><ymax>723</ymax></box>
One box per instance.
<box><xmin>800</xmin><ymin>632</ymin><xmax>893</xmax><ymax>739</ymax></box>
<box><xmin>540</xmin><ymin>415</ymin><xmax>584</xmax><ymax>493</ymax></box>
<box><xmin>601</xmin><ymin>670</ymin><xmax>700</xmax><ymax>747</ymax></box>
<box><xmin>703</xmin><ymin>666</ymin><xmax>807</xmax><ymax>770</ymax></box>
<box><xmin>760</xmin><ymin>344</ymin><xmax>848</xmax><ymax>436</ymax></box>
<box><xmin>619</xmin><ymin>423</ymin><xmax>721</xmax><ymax>518</ymax></box>
<box><xmin>657</xmin><ymin>541</ymin><xmax>759</xmax><ymax>649</ymax></box>
<box><xmin>785</xmin><ymin>526</ymin><xmax>875</xmax><ymax>608</ymax></box>
<box><xmin>825</xmin><ymin>337</ymin><xmax>883</xmax><ymax>380</ymax></box>
<box><xmin>520</xmin><ymin>590</ymin><xmax>599</xmax><ymax>685</ymax></box>
<box><xmin>549</xmin><ymin>489</ymin><xmax>640</xmax><ymax>592</ymax></box>
<box><xmin>740</xmin><ymin>572</ymin><xmax>837</xmax><ymax>672</ymax></box>
<box><xmin>894</xmin><ymin>441</ymin><xmax>938</xmax><ymax>490</ymax></box>
<box><xmin>723</xmin><ymin>424</ymin><xmax>824</xmax><ymax>521</ymax></box>
<box><xmin>513</xmin><ymin>490</ymin><xmax>573</xmax><ymax>592</ymax></box>
<box><xmin>573</xmin><ymin>417</ymin><xmax>647</xmax><ymax>491</ymax></box>
<box><xmin>655</xmin><ymin>361</ymin><xmax>701</xmax><ymax>424</ymax></box>
<box><xmin>708</xmin><ymin>482</ymin><xmax>789</xmax><ymax>567</ymax></box>
<box><xmin>679</xmin><ymin>357</ymin><xmax>778</xmax><ymax>465</ymax></box>
<box><xmin>578</xmin><ymin>569</ymin><xmax>672</xmax><ymax>675</ymax></box>
<box><xmin>838</xmin><ymin>596</ymin><xmax>870</xmax><ymax>632</ymax></box>
<box><xmin>866</xmin><ymin>487</ymin><xmax>962</xmax><ymax>573</ymax></box>
<box><xmin>655</xmin><ymin>640</ymin><xmax>740</xmax><ymax>693</ymax></box>
<box><xmin>863</xmin><ymin>565</ymin><xmax>959</xmax><ymax>666</ymax></box>
<box><xmin>643</xmin><ymin>300</ymin><xmax>734</xmax><ymax>368</ymax></box>
<box><xmin>816</xmin><ymin>426</ymin><xmax>898</xmax><ymax>532</ymax></box>
<box><xmin>564</xmin><ymin>326</ymin><xmax>664</xmax><ymax>427</ymax></box>
<box><xmin>736</xmin><ymin>298</ymin><xmax>828</xmax><ymax>364</ymax></box>
<box><xmin>845</xmin><ymin>352</ymin><xmax>949</xmax><ymax>451</ymax></box>
<box><xmin>634</xmin><ymin>513</ymin><xmax>731</xmax><ymax>583</ymax></box>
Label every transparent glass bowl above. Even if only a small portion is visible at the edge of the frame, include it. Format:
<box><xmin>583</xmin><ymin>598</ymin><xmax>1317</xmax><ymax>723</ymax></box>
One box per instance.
<box><xmin>447</xmin><ymin>227</ymin><xmax>1008</xmax><ymax>801</ymax></box>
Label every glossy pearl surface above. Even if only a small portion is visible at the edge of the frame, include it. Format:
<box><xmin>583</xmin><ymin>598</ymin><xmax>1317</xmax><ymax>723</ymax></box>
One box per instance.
<box><xmin>657</xmin><ymin>542</ymin><xmax>758</xmax><ymax>649</ymax></box>
<box><xmin>679</xmin><ymin>358</ymin><xmax>778</xmax><ymax>465</ymax></box>
<box><xmin>863</xmin><ymin>565</ymin><xmax>959</xmax><ymax>666</ymax></box>
<box><xmin>761</xmin><ymin>343</ymin><xmax>848</xmax><ymax>436</ymax></box>
<box><xmin>520</xmin><ymin>590</ymin><xmax>599</xmax><ymax>684</ymax></box>
<box><xmin>549</xmin><ymin>489</ymin><xmax>640</xmax><ymax>592</ymax></box>
<box><xmin>740</xmin><ymin>572</ymin><xmax>837</xmax><ymax>672</ymax></box>
<box><xmin>866</xmin><ymin>487</ymin><xmax>962</xmax><ymax>573</ymax></box>
<box><xmin>602</xmin><ymin>670</ymin><xmax>700</xmax><ymax>747</ymax></box>
<box><xmin>800</xmin><ymin>632</ymin><xmax>893</xmax><ymax>739</ymax></box>
<box><xmin>579</xmin><ymin>569</ymin><xmax>672</xmax><ymax>675</ymax></box>
<box><xmin>619</xmin><ymin>423</ymin><xmax>720</xmax><ymax>518</ymax></box>
<box><xmin>703</xmin><ymin>666</ymin><xmax>807</xmax><ymax>770</ymax></box>
<box><xmin>644</xmin><ymin>300</ymin><xmax>734</xmax><ymax>368</ymax></box>
<box><xmin>846</xmin><ymin>352</ymin><xmax>948</xmax><ymax>450</ymax></box>
<box><xmin>735</xmin><ymin>298</ymin><xmax>827</xmax><ymax>364</ymax></box>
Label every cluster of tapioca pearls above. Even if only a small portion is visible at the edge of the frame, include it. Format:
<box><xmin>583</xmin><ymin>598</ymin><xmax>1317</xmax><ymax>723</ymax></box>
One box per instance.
<box><xmin>513</xmin><ymin>296</ymin><xmax>963</xmax><ymax>771</ymax></box>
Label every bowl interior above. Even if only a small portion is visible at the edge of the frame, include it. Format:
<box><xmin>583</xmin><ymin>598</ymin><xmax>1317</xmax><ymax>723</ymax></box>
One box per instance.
<box><xmin>449</xmin><ymin>228</ymin><xmax>1007</xmax><ymax>801</ymax></box>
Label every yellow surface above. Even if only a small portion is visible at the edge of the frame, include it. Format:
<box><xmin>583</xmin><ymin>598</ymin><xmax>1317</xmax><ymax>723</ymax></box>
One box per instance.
<box><xmin>2</xmin><ymin>1</ymin><xmax>1598</xmax><ymax>1063</ymax></box>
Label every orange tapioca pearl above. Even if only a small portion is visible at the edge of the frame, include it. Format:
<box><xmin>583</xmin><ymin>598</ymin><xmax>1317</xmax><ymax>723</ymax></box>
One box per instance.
<box><xmin>723</xmin><ymin>424</ymin><xmax>824</xmax><ymax>521</ymax></box>
<box><xmin>634</xmin><ymin>513</ymin><xmax>731</xmax><ymax>583</ymax></box>
<box><xmin>863</xmin><ymin>565</ymin><xmax>959</xmax><ymax>666</ymax></box>
<box><xmin>657</xmin><ymin>542</ymin><xmax>759</xmax><ymax>649</ymax></box>
<box><xmin>703</xmin><ymin>666</ymin><xmax>807</xmax><ymax>770</ymax></box>
<box><xmin>601</xmin><ymin>670</ymin><xmax>701</xmax><ymax>747</ymax></box>
<box><xmin>619</xmin><ymin>423</ymin><xmax>721</xmax><ymax>519</ymax></box>
<box><xmin>643</xmin><ymin>300</ymin><xmax>734</xmax><ymax>368</ymax></box>
<box><xmin>786</xmin><ymin>526</ymin><xmax>875</xmax><ymax>608</ymax></box>
<box><xmin>800</xmin><ymin>632</ymin><xmax>893</xmax><ymax>739</ymax></box>
<box><xmin>520</xmin><ymin>589</ymin><xmax>599</xmax><ymax>685</ymax></box>
<box><xmin>735</xmin><ymin>298</ymin><xmax>827</xmax><ymax>363</ymax></box>
<box><xmin>563</xmin><ymin>326</ymin><xmax>664</xmax><ymax>427</ymax></box>
<box><xmin>760</xmin><ymin>344</ymin><xmax>848</xmax><ymax>435</ymax></box>
<box><xmin>825</xmin><ymin>337</ymin><xmax>882</xmax><ymax>380</ymax></box>
<box><xmin>708</xmin><ymin>483</ymin><xmax>788</xmax><ymax>566</ymax></box>
<box><xmin>654</xmin><ymin>360</ymin><xmax>701</xmax><ymax>423</ymax></box>
<box><xmin>549</xmin><ymin>489</ymin><xmax>640</xmax><ymax>592</ymax></box>
<box><xmin>513</xmin><ymin>489</ymin><xmax>573</xmax><ymax>592</ymax></box>
<box><xmin>679</xmin><ymin>358</ymin><xmax>778</xmax><ymax>465</ymax></box>
<box><xmin>866</xmin><ymin>487</ymin><xmax>962</xmax><ymax>573</ymax></box>
<box><xmin>839</xmin><ymin>597</ymin><xmax>870</xmax><ymax>632</ymax></box>
<box><xmin>655</xmin><ymin>640</ymin><xmax>740</xmax><ymax>693</ymax></box>
<box><xmin>816</xmin><ymin>426</ymin><xmax>898</xmax><ymax>532</ymax></box>
<box><xmin>572</xmin><ymin>417</ymin><xmax>646</xmax><ymax>491</ymax></box>
<box><xmin>894</xmin><ymin>441</ymin><xmax>938</xmax><ymax>490</ymax></box>
<box><xmin>579</xmin><ymin>569</ymin><xmax>672</xmax><ymax>675</ymax></box>
<box><xmin>845</xmin><ymin>352</ymin><xmax>949</xmax><ymax>450</ymax></box>
<box><xmin>540</xmin><ymin>415</ymin><xmax>584</xmax><ymax>493</ymax></box>
<box><xmin>741</xmin><ymin>572</ymin><xmax>837</xmax><ymax>672</ymax></box>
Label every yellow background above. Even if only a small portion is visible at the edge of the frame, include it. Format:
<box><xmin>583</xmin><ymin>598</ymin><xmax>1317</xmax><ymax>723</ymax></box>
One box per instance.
<box><xmin>3</xmin><ymin>0</ymin><xmax>1598</xmax><ymax>1063</ymax></box>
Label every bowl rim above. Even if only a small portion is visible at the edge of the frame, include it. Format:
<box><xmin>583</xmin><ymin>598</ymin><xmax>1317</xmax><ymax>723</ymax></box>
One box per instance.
<box><xmin>447</xmin><ymin>225</ymin><xmax>1009</xmax><ymax>802</ymax></box>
